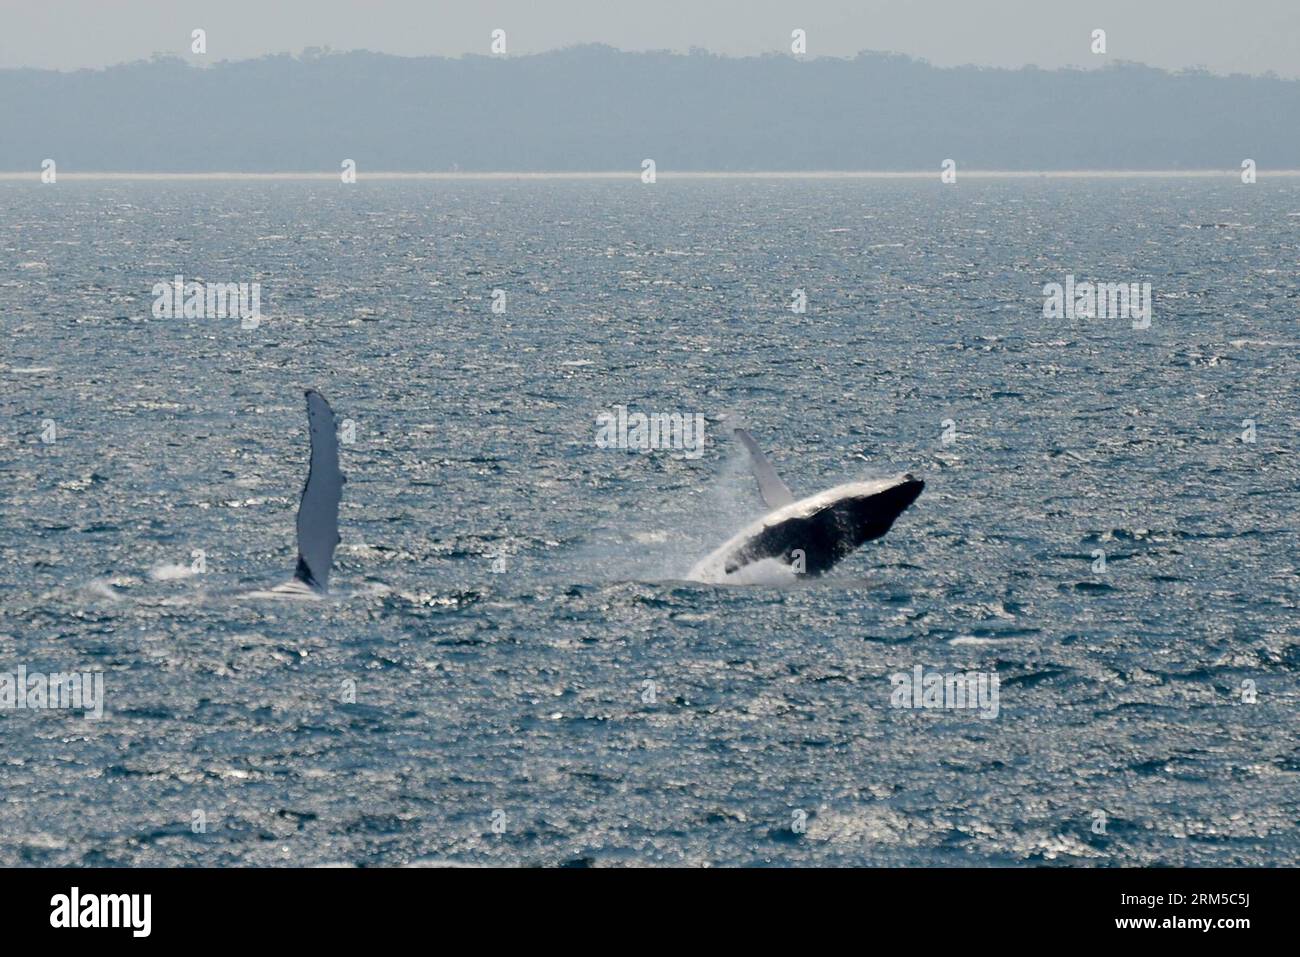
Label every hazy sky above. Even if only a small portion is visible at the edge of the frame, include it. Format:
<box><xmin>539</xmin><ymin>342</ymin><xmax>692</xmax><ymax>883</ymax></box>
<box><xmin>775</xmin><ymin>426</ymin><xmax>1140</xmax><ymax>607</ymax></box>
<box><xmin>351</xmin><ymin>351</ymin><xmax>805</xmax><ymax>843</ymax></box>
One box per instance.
<box><xmin>3</xmin><ymin>0</ymin><xmax>1299</xmax><ymax>77</ymax></box>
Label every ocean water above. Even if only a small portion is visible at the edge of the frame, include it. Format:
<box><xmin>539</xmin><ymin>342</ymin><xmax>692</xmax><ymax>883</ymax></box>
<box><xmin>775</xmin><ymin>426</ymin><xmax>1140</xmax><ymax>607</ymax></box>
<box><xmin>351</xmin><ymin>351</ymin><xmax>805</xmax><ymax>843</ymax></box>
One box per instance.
<box><xmin>0</xmin><ymin>177</ymin><xmax>1296</xmax><ymax>866</ymax></box>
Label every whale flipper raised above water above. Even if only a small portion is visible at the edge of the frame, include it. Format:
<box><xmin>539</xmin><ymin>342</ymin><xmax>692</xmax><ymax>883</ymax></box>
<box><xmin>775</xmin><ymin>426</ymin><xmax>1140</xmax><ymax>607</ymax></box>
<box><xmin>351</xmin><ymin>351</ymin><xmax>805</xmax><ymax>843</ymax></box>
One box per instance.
<box><xmin>231</xmin><ymin>390</ymin><xmax>346</xmax><ymax>601</ymax></box>
<box><xmin>291</xmin><ymin>389</ymin><xmax>345</xmax><ymax>592</ymax></box>
<box><xmin>732</xmin><ymin>426</ymin><xmax>795</xmax><ymax>509</ymax></box>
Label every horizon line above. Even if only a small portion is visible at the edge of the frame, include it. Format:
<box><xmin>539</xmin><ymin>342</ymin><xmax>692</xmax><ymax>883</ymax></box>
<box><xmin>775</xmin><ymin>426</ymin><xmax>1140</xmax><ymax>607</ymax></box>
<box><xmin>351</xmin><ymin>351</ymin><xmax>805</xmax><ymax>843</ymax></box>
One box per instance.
<box><xmin>1</xmin><ymin>169</ymin><xmax>1293</xmax><ymax>182</ymax></box>
<box><xmin>5</xmin><ymin>46</ymin><xmax>1299</xmax><ymax>83</ymax></box>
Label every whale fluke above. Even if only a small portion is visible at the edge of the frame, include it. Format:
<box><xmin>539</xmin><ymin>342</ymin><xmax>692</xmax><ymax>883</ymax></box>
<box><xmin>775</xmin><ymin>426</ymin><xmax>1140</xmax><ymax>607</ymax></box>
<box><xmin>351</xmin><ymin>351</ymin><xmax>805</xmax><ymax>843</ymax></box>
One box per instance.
<box><xmin>732</xmin><ymin>426</ymin><xmax>795</xmax><ymax>510</ymax></box>
<box><xmin>291</xmin><ymin>390</ymin><xmax>345</xmax><ymax>592</ymax></box>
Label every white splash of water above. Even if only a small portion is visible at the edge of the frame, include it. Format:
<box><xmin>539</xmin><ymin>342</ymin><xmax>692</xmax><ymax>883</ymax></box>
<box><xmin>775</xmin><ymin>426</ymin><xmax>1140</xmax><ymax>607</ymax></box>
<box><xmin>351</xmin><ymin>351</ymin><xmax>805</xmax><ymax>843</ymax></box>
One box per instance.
<box><xmin>149</xmin><ymin>562</ymin><xmax>198</xmax><ymax>581</ymax></box>
<box><xmin>570</xmin><ymin>445</ymin><xmax>766</xmax><ymax>583</ymax></box>
<box><xmin>695</xmin><ymin>556</ymin><xmax>800</xmax><ymax>586</ymax></box>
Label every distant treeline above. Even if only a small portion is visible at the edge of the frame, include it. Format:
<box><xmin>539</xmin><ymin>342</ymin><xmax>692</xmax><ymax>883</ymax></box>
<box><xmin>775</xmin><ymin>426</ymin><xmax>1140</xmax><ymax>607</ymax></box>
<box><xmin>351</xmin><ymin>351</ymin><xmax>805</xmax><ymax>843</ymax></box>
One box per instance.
<box><xmin>2</xmin><ymin>45</ymin><xmax>1297</xmax><ymax>171</ymax></box>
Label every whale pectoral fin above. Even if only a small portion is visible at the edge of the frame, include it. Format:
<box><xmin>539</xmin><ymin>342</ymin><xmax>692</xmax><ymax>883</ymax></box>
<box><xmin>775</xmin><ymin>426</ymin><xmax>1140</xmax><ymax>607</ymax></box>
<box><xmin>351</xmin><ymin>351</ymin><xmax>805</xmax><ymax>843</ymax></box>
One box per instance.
<box><xmin>733</xmin><ymin>427</ymin><xmax>795</xmax><ymax>510</ymax></box>
<box><xmin>292</xmin><ymin>390</ymin><xmax>344</xmax><ymax>593</ymax></box>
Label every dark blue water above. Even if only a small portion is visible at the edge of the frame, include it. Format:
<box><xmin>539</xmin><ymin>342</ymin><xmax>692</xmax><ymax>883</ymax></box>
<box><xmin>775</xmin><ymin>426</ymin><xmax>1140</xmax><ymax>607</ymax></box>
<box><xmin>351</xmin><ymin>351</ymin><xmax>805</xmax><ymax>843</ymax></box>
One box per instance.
<box><xmin>1</xmin><ymin>178</ymin><xmax>1296</xmax><ymax>865</ymax></box>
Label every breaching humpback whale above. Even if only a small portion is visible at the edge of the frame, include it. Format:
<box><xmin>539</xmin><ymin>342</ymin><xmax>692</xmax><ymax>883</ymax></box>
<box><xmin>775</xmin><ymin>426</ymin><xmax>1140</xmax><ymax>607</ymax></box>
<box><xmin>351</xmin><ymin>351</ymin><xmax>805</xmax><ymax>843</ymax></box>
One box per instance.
<box><xmin>688</xmin><ymin>424</ymin><xmax>923</xmax><ymax>583</ymax></box>
<box><xmin>242</xmin><ymin>389</ymin><xmax>345</xmax><ymax>599</ymax></box>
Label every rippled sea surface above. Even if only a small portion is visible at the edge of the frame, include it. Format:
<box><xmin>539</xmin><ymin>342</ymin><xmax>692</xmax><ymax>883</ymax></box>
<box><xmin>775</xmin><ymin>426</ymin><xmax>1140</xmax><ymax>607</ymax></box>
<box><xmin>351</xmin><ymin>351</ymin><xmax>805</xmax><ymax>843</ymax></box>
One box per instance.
<box><xmin>1</xmin><ymin>178</ymin><xmax>1297</xmax><ymax>866</ymax></box>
